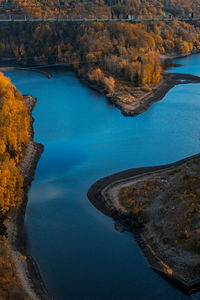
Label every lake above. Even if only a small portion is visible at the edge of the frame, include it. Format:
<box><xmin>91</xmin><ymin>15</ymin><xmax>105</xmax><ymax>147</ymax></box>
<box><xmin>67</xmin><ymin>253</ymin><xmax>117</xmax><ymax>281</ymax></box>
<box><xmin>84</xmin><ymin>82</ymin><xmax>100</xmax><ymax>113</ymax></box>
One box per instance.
<box><xmin>5</xmin><ymin>55</ymin><xmax>200</xmax><ymax>299</ymax></box>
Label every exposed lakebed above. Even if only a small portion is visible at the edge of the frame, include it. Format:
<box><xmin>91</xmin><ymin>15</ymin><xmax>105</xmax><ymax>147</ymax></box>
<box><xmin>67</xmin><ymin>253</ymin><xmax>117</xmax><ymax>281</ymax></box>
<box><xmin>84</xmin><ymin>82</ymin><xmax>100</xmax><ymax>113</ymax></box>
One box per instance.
<box><xmin>4</xmin><ymin>55</ymin><xmax>200</xmax><ymax>299</ymax></box>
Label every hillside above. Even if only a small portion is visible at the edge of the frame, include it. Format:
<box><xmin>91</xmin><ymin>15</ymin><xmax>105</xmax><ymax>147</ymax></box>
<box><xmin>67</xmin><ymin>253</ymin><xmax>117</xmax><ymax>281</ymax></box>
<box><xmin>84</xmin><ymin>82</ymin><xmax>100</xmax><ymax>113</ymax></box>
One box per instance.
<box><xmin>1</xmin><ymin>0</ymin><xmax>200</xmax><ymax>19</ymax></box>
<box><xmin>0</xmin><ymin>73</ymin><xmax>31</xmax><ymax>299</ymax></box>
<box><xmin>1</xmin><ymin>20</ymin><xmax>200</xmax><ymax>97</ymax></box>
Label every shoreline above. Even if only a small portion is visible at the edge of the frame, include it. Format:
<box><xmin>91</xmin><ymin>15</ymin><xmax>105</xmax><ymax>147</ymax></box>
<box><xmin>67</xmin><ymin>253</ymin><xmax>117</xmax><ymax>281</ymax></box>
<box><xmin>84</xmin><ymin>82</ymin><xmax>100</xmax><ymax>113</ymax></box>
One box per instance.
<box><xmin>0</xmin><ymin>66</ymin><xmax>52</xmax><ymax>79</ymax></box>
<box><xmin>160</xmin><ymin>49</ymin><xmax>200</xmax><ymax>61</ymax></box>
<box><xmin>87</xmin><ymin>153</ymin><xmax>200</xmax><ymax>294</ymax></box>
<box><xmin>80</xmin><ymin>71</ymin><xmax>200</xmax><ymax>116</ymax></box>
<box><xmin>107</xmin><ymin>72</ymin><xmax>200</xmax><ymax>116</ymax></box>
<box><xmin>5</xmin><ymin>96</ymin><xmax>52</xmax><ymax>299</ymax></box>
<box><xmin>1</xmin><ymin>51</ymin><xmax>200</xmax><ymax>298</ymax></box>
<box><xmin>3</xmin><ymin>62</ymin><xmax>200</xmax><ymax>118</ymax></box>
<box><xmin>2</xmin><ymin>56</ymin><xmax>200</xmax><ymax>117</ymax></box>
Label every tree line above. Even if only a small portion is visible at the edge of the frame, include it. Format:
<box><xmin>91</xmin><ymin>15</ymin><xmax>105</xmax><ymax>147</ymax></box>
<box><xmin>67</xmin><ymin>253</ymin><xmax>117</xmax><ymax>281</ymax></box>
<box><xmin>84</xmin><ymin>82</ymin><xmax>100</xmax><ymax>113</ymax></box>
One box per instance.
<box><xmin>0</xmin><ymin>20</ymin><xmax>200</xmax><ymax>92</ymax></box>
<box><xmin>0</xmin><ymin>72</ymin><xmax>30</xmax><ymax>214</ymax></box>
<box><xmin>1</xmin><ymin>0</ymin><xmax>200</xmax><ymax>19</ymax></box>
<box><xmin>0</xmin><ymin>73</ymin><xmax>30</xmax><ymax>299</ymax></box>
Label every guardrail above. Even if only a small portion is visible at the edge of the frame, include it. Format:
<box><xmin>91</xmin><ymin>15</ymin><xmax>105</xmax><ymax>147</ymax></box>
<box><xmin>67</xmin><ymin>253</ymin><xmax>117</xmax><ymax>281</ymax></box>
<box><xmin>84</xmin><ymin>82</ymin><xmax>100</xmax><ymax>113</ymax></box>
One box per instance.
<box><xmin>0</xmin><ymin>15</ymin><xmax>198</xmax><ymax>22</ymax></box>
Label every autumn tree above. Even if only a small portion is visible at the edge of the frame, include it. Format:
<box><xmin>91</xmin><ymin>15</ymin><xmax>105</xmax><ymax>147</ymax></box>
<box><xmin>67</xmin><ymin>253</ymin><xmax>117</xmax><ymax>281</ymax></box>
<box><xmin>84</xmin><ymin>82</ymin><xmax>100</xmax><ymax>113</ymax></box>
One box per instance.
<box><xmin>0</xmin><ymin>73</ymin><xmax>30</xmax><ymax>214</ymax></box>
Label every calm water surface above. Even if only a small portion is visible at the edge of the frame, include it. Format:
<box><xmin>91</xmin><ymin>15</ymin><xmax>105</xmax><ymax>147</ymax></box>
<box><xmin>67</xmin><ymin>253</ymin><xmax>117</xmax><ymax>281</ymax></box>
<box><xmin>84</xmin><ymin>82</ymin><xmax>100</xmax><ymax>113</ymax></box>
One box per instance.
<box><xmin>5</xmin><ymin>56</ymin><xmax>200</xmax><ymax>300</ymax></box>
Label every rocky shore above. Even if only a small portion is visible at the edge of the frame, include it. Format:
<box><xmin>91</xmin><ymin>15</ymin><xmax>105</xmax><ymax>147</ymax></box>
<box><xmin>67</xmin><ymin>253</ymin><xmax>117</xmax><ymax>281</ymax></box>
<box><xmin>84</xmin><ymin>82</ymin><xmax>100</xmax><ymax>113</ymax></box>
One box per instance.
<box><xmin>5</xmin><ymin>95</ymin><xmax>52</xmax><ymax>300</ymax></box>
<box><xmin>87</xmin><ymin>154</ymin><xmax>200</xmax><ymax>294</ymax></box>
<box><xmin>83</xmin><ymin>71</ymin><xmax>200</xmax><ymax>116</ymax></box>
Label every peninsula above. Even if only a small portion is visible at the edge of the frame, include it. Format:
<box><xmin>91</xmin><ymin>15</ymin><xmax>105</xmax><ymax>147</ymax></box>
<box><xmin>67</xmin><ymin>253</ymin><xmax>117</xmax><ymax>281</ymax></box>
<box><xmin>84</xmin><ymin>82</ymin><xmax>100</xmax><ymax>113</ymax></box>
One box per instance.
<box><xmin>88</xmin><ymin>154</ymin><xmax>200</xmax><ymax>294</ymax></box>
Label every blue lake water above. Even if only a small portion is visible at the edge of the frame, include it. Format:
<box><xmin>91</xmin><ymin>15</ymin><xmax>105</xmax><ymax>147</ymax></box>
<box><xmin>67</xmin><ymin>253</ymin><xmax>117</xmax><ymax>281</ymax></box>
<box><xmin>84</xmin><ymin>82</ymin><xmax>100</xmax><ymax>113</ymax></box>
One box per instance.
<box><xmin>167</xmin><ymin>53</ymin><xmax>200</xmax><ymax>76</ymax></box>
<box><xmin>5</xmin><ymin>56</ymin><xmax>200</xmax><ymax>300</ymax></box>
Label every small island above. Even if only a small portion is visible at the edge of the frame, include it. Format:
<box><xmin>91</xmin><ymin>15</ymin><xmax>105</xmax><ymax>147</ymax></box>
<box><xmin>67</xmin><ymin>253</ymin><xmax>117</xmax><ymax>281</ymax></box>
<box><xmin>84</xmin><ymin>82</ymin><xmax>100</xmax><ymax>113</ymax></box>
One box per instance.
<box><xmin>88</xmin><ymin>154</ymin><xmax>200</xmax><ymax>294</ymax></box>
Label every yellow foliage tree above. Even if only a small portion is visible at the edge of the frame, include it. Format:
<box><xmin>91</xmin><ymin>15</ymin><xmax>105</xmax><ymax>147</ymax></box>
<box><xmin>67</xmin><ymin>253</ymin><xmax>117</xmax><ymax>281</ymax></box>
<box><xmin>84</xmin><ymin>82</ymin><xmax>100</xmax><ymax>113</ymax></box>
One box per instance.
<box><xmin>89</xmin><ymin>68</ymin><xmax>104</xmax><ymax>83</ymax></box>
<box><xmin>104</xmin><ymin>76</ymin><xmax>115</xmax><ymax>95</ymax></box>
<box><xmin>0</xmin><ymin>73</ymin><xmax>30</xmax><ymax>214</ymax></box>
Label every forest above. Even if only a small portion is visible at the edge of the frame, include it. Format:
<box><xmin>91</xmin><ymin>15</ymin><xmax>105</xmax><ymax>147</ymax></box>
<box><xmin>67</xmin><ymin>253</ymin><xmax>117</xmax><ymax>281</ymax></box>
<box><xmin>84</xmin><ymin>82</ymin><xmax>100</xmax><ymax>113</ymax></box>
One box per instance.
<box><xmin>0</xmin><ymin>73</ymin><xmax>30</xmax><ymax>299</ymax></box>
<box><xmin>0</xmin><ymin>19</ymin><xmax>200</xmax><ymax>94</ymax></box>
<box><xmin>1</xmin><ymin>0</ymin><xmax>200</xmax><ymax>19</ymax></box>
<box><xmin>0</xmin><ymin>0</ymin><xmax>199</xmax><ymax>93</ymax></box>
<box><xmin>0</xmin><ymin>72</ymin><xmax>29</xmax><ymax>215</ymax></box>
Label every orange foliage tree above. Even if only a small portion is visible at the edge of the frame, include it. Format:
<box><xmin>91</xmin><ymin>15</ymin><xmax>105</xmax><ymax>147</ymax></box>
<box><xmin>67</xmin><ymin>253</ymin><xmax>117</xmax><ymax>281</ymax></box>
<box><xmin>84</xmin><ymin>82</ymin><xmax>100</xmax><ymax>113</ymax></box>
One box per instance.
<box><xmin>0</xmin><ymin>73</ymin><xmax>30</xmax><ymax>214</ymax></box>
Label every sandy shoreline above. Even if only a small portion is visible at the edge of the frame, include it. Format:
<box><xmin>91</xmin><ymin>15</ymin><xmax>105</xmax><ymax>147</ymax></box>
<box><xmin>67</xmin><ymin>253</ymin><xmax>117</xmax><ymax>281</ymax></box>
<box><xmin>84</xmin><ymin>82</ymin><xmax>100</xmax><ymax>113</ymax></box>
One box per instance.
<box><xmin>5</xmin><ymin>95</ymin><xmax>52</xmax><ymax>299</ymax></box>
<box><xmin>87</xmin><ymin>153</ymin><xmax>200</xmax><ymax>294</ymax></box>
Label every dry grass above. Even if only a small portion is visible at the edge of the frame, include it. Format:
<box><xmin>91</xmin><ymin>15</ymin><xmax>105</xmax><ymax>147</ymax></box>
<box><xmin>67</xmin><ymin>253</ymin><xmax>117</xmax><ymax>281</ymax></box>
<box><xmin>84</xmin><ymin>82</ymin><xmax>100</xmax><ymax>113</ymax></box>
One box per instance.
<box><xmin>119</xmin><ymin>158</ymin><xmax>200</xmax><ymax>254</ymax></box>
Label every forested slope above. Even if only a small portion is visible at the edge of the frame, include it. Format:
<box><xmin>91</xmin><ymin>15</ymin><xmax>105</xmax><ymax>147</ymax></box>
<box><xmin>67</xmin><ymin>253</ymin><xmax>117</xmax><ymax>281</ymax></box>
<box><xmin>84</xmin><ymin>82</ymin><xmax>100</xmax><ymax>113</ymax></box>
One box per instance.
<box><xmin>0</xmin><ymin>72</ymin><xmax>29</xmax><ymax>215</ymax></box>
<box><xmin>1</xmin><ymin>19</ymin><xmax>200</xmax><ymax>95</ymax></box>
<box><xmin>1</xmin><ymin>0</ymin><xmax>200</xmax><ymax>19</ymax></box>
<box><xmin>0</xmin><ymin>73</ymin><xmax>30</xmax><ymax>300</ymax></box>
